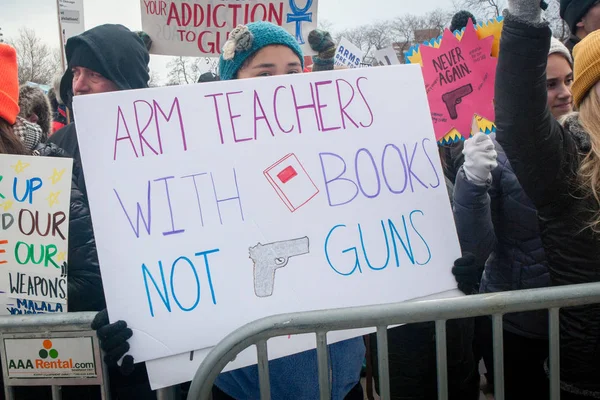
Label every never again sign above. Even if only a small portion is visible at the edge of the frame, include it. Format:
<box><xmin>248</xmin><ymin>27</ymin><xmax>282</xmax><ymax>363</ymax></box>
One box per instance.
<box><xmin>0</xmin><ymin>155</ymin><xmax>73</xmax><ymax>316</ymax></box>
<box><xmin>73</xmin><ymin>65</ymin><xmax>461</xmax><ymax>363</ymax></box>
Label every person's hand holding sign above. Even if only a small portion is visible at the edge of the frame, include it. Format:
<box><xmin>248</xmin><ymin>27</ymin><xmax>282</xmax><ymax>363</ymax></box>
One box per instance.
<box><xmin>92</xmin><ymin>309</ymin><xmax>135</xmax><ymax>376</ymax></box>
<box><xmin>462</xmin><ymin>120</ymin><xmax>498</xmax><ymax>186</ymax></box>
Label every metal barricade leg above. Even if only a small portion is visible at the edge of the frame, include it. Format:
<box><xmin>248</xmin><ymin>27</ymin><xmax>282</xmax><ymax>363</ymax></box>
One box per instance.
<box><xmin>549</xmin><ymin>308</ymin><xmax>560</xmax><ymax>400</ymax></box>
<box><xmin>101</xmin><ymin>349</ymin><xmax>111</xmax><ymax>400</ymax></box>
<box><xmin>51</xmin><ymin>385</ymin><xmax>62</xmax><ymax>400</ymax></box>
<box><xmin>492</xmin><ymin>314</ymin><xmax>505</xmax><ymax>400</ymax></box>
<box><xmin>157</xmin><ymin>386</ymin><xmax>179</xmax><ymax>400</ymax></box>
<box><xmin>376</xmin><ymin>326</ymin><xmax>390</xmax><ymax>400</ymax></box>
<box><xmin>435</xmin><ymin>320</ymin><xmax>448</xmax><ymax>400</ymax></box>
<box><xmin>316</xmin><ymin>332</ymin><xmax>331</xmax><ymax>400</ymax></box>
<box><xmin>4</xmin><ymin>384</ymin><xmax>14</xmax><ymax>400</ymax></box>
<box><xmin>256</xmin><ymin>340</ymin><xmax>271</xmax><ymax>400</ymax></box>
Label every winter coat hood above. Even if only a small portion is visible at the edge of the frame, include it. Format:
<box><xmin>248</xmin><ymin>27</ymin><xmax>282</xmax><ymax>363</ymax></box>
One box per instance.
<box><xmin>60</xmin><ymin>24</ymin><xmax>150</xmax><ymax>107</ymax></box>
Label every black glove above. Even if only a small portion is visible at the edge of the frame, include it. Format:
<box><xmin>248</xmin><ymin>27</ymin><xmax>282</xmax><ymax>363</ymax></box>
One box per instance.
<box><xmin>452</xmin><ymin>253</ymin><xmax>484</xmax><ymax>295</ymax></box>
<box><xmin>91</xmin><ymin>309</ymin><xmax>135</xmax><ymax>376</ymax></box>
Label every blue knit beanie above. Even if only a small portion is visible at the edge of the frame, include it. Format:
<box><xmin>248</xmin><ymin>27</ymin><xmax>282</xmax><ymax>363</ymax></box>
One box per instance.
<box><xmin>219</xmin><ymin>22</ymin><xmax>304</xmax><ymax>81</ymax></box>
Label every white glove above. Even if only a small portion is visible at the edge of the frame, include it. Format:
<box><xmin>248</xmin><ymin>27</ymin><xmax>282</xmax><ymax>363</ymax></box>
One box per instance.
<box><xmin>462</xmin><ymin>132</ymin><xmax>498</xmax><ymax>185</ymax></box>
<box><xmin>507</xmin><ymin>0</ymin><xmax>544</xmax><ymax>23</ymax></box>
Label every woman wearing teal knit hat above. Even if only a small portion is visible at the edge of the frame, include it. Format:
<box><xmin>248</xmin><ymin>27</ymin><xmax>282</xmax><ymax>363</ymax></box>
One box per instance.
<box><xmin>213</xmin><ymin>21</ymin><xmax>366</xmax><ymax>400</ymax></box>
<box><xmin>218</xmin><ymin>21</ymin><xmax>304</xmax><ymax>80</ymax></box>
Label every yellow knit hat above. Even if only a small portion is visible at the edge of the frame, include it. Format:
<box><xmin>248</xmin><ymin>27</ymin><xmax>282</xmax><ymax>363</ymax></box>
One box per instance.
<box><xmin>572</xmin><ymin>29</ymin><xmax>600</xmax><ymax>108</ymax></box>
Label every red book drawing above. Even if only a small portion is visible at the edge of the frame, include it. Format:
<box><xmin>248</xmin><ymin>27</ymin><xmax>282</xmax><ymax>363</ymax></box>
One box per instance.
<box><xmin>264</xmin><ymin>153</ymin><xmax>320</xmax><ymax>212</ymax></box>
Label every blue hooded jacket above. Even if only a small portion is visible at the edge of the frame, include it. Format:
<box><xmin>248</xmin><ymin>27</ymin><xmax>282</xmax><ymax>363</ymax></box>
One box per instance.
<box><xmin>453</xmin><ymin>139</ymin><xmax>550</xmax><ymax>339</ymax></box>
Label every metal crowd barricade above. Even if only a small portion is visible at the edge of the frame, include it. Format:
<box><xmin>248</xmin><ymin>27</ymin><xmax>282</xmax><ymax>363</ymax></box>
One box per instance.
<box><xmin>0</xmin><ymin>312</ymin><xmax>178</xmax><ymax>400</ymax></box>
<box><xmin>187</xmin><ymin>282</ymin><xmax>600</xmax><ymax>400</ymax></box>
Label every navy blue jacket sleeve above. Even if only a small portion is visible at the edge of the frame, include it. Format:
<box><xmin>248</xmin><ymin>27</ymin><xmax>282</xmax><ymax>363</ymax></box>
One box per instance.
<box><xmin>453</xmin><ymin>167</ymin><xmax>496</xmax><ymax>265</ymax></box>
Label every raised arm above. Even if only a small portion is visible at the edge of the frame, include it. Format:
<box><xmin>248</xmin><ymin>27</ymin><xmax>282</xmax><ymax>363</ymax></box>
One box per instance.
<box><xmin>453</xmin><ymin>133</ymin><xmax>498</xmax><ymax>265</ymax></box>
<box><xmin>495</xmin><ymin>3</ymin><xmax>578</xmax><ymax>210</ymax></box>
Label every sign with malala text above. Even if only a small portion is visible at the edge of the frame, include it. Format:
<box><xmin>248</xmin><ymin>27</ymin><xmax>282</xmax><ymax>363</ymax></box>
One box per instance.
<box><xmin>140</xmin><ymin>0</ymin><xmax>319</xmax><ymax>57</ymax></box>
<box><xmin>73</xmin><ymin>65</ymin><xmax>461</xmax><ymax>363</ymax></box>
<box><xmin>0</xmin><ymin>155</ymin><xmax>73</xmax><ymax>316</ymax></box>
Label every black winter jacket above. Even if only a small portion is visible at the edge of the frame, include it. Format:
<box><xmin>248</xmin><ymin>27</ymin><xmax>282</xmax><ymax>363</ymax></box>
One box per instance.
<box><xmin>453</xmin><ymin>142</ymin><xmax>550</xmax><ymax>339</ymax></box>
<box><xmin>48</xmin><ymin>123</ymin><xmax>86</xmax><ymax>199</ymax></box>
<box><xmin>496</xmin><ymin>14</ymin><xmax>600</xmax><ymax>394</ymax></box>
<box><xmin>35</xmin><ymin>143</ymin><xmax>105</xmax><ymax>312</ymax></box>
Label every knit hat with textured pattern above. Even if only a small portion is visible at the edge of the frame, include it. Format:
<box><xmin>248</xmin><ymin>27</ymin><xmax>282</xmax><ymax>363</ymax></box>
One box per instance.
<box><xmin>572</xmin><ymin>29</ymin><xmax>600</xmax><ymax>107</ymax></box>
<box><xmin>549</xmin><ymin>37</ymin><xmax>573</xmax><ymax>67</ymax></box>
<box><xmin>219</xmin><ymin>22</ymin><xmax>303</xmax><ymax>81</ymax></box>
<box><xmin>0</xmin><ymin>44</ymin><xmax>19</xmax><ymax>125</ymax></box>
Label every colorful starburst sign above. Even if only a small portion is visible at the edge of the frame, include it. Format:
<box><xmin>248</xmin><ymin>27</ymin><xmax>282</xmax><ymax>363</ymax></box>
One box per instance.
<box><xmin>420</xmin><ymin>20</ymin><xmax>497</xmax><ymax>141</ymax></box>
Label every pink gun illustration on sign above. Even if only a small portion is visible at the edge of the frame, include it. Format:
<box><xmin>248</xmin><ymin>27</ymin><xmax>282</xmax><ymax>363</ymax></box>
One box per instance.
<box><xmin>249</xmin><ymin>236</ymin><xmax>310</xmax><ymax>298</ymax></box>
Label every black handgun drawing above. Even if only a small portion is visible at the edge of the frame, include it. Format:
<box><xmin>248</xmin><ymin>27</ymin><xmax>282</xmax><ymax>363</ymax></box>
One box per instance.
<box><xmin>249</xmin><ymin>236</ymin><xmax>310</xmax><ymax>298</ymax></box>
<box><xmin>442</xmin><ymin>84</ymin><xmax>473</xmax><ymax>120</ymax></box>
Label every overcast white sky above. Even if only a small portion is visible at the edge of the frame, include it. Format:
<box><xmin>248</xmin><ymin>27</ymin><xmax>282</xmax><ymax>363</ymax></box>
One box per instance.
<box><xmin>2</xmin><ymin>0</ymin><xmax>462</xmax><ymax>83</ymax></box>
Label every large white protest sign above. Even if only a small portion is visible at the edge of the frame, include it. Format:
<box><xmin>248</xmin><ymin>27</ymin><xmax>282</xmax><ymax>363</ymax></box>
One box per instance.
<box><xmin>140</xmin><ymin>0</ymin><xmax>318</xmax><ymax>57</ymax></box>
<box><xmin>0</xmin><ymin>155</ymin><xmax>73</xmax><ymax>316</ymax></box>
<box><xmin>74</xmin><ymin>65</ymin><xmax>461</xmax><ymax>363</ymax></box>
<box><xmin>334</xmin><ymin>38</ymin><xmax>365</xmax><ymax>69</ymax></box>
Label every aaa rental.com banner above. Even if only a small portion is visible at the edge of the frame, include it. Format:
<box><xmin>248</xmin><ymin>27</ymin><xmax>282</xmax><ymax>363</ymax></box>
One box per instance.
<box><xmin>141</xmin><ymin>0</ymin><xmax>319</xmax><ymax>56</ymax></box>
<box><xmin>73</xmin><ymin>65</ymin><xmax>462</xmax><ymax>367</ymax></box>
<box><xmin>4</xmin><ymin>337</ymin><xmax>96</xmax><ymax>379</ymax></box>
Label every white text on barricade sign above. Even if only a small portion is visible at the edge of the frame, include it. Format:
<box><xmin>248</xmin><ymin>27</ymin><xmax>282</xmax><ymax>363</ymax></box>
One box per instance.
<box><xmin>0</xmin><ymin>155</ymin><xmax>73</xmax><ymax>316</ymax></box>
<box><xmin>73</xmin><ymin>65</ymin><xmax>461</xmax><ymax>363</ymax></box>
<box><xmin>140</xmin><ymin>0</ymin><xmax>319</xmax><ymax>56</ymax></box>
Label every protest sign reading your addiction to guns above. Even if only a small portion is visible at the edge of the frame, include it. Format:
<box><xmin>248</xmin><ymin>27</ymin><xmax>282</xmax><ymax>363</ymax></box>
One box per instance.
<box><xmin>0</xmin><ymin>155</ymin><xmax>73</xmax><ymax>316</ymax></box>
<box><xmin>141</xmin><ymin>0</ymin><xmax>319</xmax><ymax>56</ymax></box>
<box><xmin>73</xmin><ymin>65</ymin><xmax>461</xmax><ymax>364</ymax></box>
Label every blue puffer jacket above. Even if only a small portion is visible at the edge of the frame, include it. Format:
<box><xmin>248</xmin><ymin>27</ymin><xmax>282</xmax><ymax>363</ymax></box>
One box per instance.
<box><xmin>215</xmin><ymin>337</ymin><xmax>365</xmax><ymax>399</ymax></box>
<box><xmin>453</xmin><ymin>139</ymin><xmax>550</xmax><ymax>339</ymax></box>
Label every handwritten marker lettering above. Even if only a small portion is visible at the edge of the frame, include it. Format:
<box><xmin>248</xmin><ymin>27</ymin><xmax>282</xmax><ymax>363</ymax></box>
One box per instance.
<box><xmin>142</xmin><ymin>249</ymin><xmax>220</xmax><ymax>317</ymax></box>
<box><xmin>324</xmin><ymin>211</ymin><xmax>432</xmax><ymax>277</ymax></box>
<box><xmin>319</xmin><ymin>139</ymin><xmax>441</xmax><ymax>207</ymax></box>
<box><xmin>0</xmin><ymin>239</ymin><xmax>7</xmax><ymax>265</ymax></box>
<box><xmin>113</xmin><ymin>97</ymin><xmax>187</xmax><ymax>161</ymax></box>
<box><xmin>203</xmin><ymin>76</ymin><xmax>374</xmax><ymax>146</ymax></box>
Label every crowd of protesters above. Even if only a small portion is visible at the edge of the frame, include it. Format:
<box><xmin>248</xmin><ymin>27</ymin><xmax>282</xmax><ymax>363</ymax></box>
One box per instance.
<box><xmin>1</xmin><ymin>0</ymin><xmax>600</xmax><ymax>399</ymax></box>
